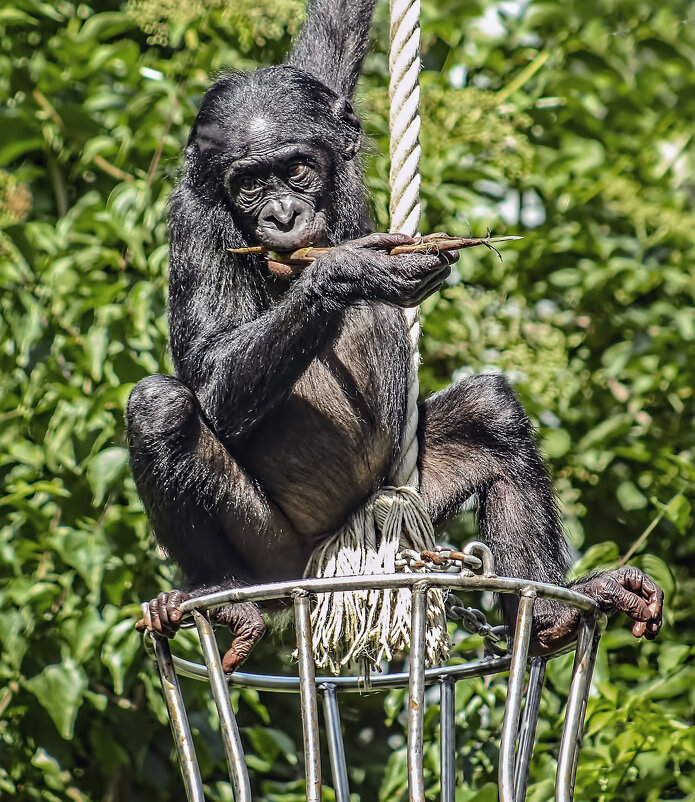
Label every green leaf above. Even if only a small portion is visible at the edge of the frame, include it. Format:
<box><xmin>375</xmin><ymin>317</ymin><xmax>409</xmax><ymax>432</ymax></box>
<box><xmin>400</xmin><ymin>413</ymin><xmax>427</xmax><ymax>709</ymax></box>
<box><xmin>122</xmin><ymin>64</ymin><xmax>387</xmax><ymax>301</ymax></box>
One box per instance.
<box><xmin>662</xmin><ymin>494</ymin><xmax>691</xmax><ymax>534</ymax></box>
<box><xmin>76</xmin><ymin>12</ymin><xmax>135</xmax><ymax>42</ymax></box>
<box><xmin>86</xmin><ymin>447</ymin><xmax>129</xmax><ymax>506</ymax></box>
<box><xmin>616</xmin><ymin>481</ymin><xmax>648</xmax><ymax>511</ymax></box>
<box><xmin>23</xmin><ymin>660</ymin><xmax>87</xmax><ymax>739</ymax></box>
<box><xmin>571</xmin><ymin>542</ymin><xmax>620</xmax><ymax>579</ymax></box>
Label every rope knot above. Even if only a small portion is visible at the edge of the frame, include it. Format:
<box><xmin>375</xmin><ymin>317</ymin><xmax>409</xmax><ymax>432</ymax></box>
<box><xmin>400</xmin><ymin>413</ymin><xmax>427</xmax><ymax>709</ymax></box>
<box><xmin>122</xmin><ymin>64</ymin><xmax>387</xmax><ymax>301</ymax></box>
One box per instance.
<box><xmin>304</xmin><ymin>486</ymin><xmax>449</xmax><ymax>674</ymax></box>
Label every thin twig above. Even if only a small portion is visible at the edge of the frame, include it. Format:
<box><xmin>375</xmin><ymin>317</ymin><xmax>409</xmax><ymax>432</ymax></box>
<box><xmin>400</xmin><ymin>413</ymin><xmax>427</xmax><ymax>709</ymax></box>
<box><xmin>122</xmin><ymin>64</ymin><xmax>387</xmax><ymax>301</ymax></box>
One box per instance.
<box><xmin>93</xmin><ymin>155</ymin><xmax>133</xmax><ymax>183</ymax></box>
<box><xmin>619</xmin><ymin>508</ymin><xmax>665</xmax><ymax>566</ymax></box>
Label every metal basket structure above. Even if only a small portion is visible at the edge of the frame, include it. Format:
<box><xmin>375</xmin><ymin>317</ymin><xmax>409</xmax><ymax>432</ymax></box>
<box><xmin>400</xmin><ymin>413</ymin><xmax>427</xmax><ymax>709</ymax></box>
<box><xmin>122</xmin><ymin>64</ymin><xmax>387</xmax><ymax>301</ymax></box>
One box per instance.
<box><xmin>142</xmin><ymin>543</ymin><xmax>603</xmax><ymax>802</ymax></box>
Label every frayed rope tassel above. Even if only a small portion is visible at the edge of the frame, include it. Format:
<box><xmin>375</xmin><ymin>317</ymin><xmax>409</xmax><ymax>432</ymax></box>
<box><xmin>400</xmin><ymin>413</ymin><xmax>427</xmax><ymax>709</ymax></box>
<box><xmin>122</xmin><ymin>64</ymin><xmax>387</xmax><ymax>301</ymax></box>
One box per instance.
<box><xmin>303</xmin><ymin>486</ymin><xmax>450</xmax><ymax>674</ymax></box>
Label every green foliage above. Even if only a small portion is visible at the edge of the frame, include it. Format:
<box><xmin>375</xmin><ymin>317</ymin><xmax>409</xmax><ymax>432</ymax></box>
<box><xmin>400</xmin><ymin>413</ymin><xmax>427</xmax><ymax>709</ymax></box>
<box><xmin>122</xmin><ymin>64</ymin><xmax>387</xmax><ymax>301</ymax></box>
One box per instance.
<box><xmin>1</xmin><ymin>0</ymin><xmax>693</xmax><ymax>800</ymax></box>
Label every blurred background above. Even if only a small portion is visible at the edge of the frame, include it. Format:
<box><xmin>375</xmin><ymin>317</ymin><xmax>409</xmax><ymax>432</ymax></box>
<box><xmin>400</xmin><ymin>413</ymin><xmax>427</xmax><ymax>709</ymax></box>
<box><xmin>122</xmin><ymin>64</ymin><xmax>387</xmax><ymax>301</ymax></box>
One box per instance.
<box><xmin>1</xmin><ymin>0</ymin><xmax>693</xmax><ymax>799</ymax></box>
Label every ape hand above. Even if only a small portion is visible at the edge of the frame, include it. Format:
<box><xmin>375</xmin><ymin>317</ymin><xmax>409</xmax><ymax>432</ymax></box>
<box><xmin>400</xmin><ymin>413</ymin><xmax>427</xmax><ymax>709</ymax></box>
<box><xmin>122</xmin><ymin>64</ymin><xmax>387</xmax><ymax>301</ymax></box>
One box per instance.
<box><xmin>533</xmin><ymin>566</ymin><xmax>664</xmax><ymax>653</ymax></box>
<box><xmin>572</xmin><ymin>566</ymin><xmax>663</xmax><ymax>639</ymax></box>
<box><xmin>318</xmin><ymin>232</ymin><xmax>458</xmax><ymax>308</ymax></box>
<box><xmin>135</xmin><ymin>589</ymin><xmax>191</xmax><ymax>638</ymax></box>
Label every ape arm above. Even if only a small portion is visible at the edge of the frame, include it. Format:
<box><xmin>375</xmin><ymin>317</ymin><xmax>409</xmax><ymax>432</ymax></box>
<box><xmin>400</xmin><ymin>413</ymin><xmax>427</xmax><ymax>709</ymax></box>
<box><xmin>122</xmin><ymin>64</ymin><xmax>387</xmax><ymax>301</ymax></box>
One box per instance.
<box><xmin>171</xmin><ymin>234</ymin><xmax>453</xmax><ymax>440</ymax></box>
<box><xmin>287</xmin><ymin>0</ymin><xmax>378</xmax><ymax>98</ymax></box>
<box><xmin>418</xmin><ymin>376</ymin><xmax>664</xmax><ymax>648</ymax></box>
<box><xmin>175</xmin><ymin>262</ymin><xmax>344</xmax><ymax>439</ymax></box>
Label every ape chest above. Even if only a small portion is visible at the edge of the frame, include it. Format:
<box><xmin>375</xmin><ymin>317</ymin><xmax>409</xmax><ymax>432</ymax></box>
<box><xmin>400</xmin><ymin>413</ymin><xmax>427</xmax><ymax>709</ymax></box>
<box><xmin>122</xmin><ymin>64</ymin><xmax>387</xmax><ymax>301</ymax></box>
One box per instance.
<box><xmin>242</xmin><ymin>304</ymin><xmax>410</xmax><ymax>536</ymax></box>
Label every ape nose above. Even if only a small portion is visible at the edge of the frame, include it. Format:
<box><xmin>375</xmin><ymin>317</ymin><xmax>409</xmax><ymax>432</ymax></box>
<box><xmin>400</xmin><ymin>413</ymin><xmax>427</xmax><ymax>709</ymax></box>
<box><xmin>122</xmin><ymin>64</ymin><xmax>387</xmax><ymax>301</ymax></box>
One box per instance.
<box><xmin>262</xmin><ymin>199</ymin><xmax>299</xmax><ymax>232</ymax></box>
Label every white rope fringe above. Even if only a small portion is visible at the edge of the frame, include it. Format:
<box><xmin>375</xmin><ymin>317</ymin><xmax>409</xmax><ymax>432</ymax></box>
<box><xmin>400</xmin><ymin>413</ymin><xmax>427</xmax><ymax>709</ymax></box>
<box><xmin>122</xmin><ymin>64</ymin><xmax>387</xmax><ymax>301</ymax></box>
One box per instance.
<box><xmin>304</xmin><ymin>487</ymin><xmax>448</xmax><ymax>673</ymax></box>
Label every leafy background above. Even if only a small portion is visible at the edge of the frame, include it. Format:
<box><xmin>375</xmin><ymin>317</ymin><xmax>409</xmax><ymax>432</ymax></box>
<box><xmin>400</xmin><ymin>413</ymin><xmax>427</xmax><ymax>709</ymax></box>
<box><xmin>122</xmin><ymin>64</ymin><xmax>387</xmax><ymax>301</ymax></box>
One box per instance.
<box><xmin>1</xmin><ymin>0</ymin><xmax>694</xmax><ymax>799</ymax></box>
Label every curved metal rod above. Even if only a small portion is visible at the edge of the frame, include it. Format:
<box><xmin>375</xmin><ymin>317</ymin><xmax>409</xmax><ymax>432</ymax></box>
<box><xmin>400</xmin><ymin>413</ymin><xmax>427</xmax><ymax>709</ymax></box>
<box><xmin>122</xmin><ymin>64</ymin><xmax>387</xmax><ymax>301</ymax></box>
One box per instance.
<box><xmin>461</xmin><ymin>541</ymin><xmax>496</xmax><ymax>575</ymax></box>
<box><xmin>156</xmin><ymin>574</ymin><xmax>596</xmax><ymax>692</ymax></box>
<box><xmin>321</xmin><ymin>684</ymin><xmax>350</xmax><ymax>802</ymax></box>
<box><xmin>440</xmin><ymin>675</ymin><xmax>456</xmax><ymax>802</ymax></box>
<box><xmin>408</xmin><ymin>582</ymin><xmax>428</xmax><ymax>802</ymax></box>
<box><xmin>154</xmin><ymin>642</ymin><xmax>513</xmax><ymax>690</ymax></box>
<box><xmin>294</xmin><ymin>592</ymin><xmax>322</xmax><ymax>802</ymax></box>
<box><xmin>177</xmin><ymin>573</ymin><xmax>599</xmax><ymax>615</ymax></box>
<box><xmin>556</xmin><ymin>615</ymin><xmax>599</xmax><ymax>802</ymax></box>
<box><xmin>514</xmin><ymin>657</ymin><xmax>547</xmax><ymax>800</ymax></box>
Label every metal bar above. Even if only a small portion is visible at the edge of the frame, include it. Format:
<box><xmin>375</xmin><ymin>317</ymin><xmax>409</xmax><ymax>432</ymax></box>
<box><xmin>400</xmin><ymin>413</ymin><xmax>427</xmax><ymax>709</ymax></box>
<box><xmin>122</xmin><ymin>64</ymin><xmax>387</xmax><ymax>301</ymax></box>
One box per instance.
<box><xmin>150</xmin><ymin>632</ymin><xmax>205</xmax><ymax>802</ymax></box>
<box><xmin>168</xmin><ymin>649</ymin><xmax>513</xmax><ymax>689</ymax></box>
<box><xmin>408</xmin><ymin>581</ymin><xmax>428</xmax><ymax>802</ymax></box>
<box><xmin>193</xmin><ymin>611</ymin><xmax>252</xmax><ymax>802</ymax></box>
<box><xmin>556</xmin><ymin>615</ymin><xmax>597</xmax><ymax>802</ymax></box>
<box><xmin>178</xmin><ymin>574</ymin><xmax>599</xmax><ymax>615</ymax></box>
<box><xmin>321</xmin><ymin>683</ymin><xmax>350</xmax><ymax>802</ymax></box>
<box><xmin>294</xmin><ymin>590</ymin><xmax>322</xmax><ymax>802</ymax></box>
<box><xmin>514</xmin><ymin>657</ymin><xmax>546</xmax><ymax>800</ymax></box>
<box><xmin>498</xmin><ymin>590</ymin><xmax>536</xmax><ymax>802</ymax></box>
<box><xmin>439</xmin><ymin>675</ymin><xmax>456</xmax><ymax>802</ymax></box>
<box><xmin>569</xmin><ymin>632</ymin><xmax>600</xmax><ymax>796</ymax></box>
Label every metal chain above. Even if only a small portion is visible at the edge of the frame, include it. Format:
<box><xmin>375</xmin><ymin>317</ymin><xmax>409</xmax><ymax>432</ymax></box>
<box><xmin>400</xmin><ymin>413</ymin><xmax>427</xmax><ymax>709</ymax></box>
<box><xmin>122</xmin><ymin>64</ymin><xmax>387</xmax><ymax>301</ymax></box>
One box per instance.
<box><xmin>395</xmin><ymin>544</ymin><xmax>482</xmax><ymax>572</ymax></box>
<box><xmin>395</xmin><ymin>545</ymin><xmax>506</xmax><ymax>648</ymax></box>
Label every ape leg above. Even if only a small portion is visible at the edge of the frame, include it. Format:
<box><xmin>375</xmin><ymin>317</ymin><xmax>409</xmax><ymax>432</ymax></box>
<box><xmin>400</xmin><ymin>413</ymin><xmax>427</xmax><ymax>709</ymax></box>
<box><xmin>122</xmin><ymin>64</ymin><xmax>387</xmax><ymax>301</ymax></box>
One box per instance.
<box><xmin>417</xmin><ymin>374</ymin><xmax>569</xmax><ymax>634</ymax></box>
<box><xmin>127</xmin><ymin>373</ymin><xmax>305</xmax><ymax>668</ymax></box>
<box><xmin>418</xmin><ymin>374</ymin><xmax>663</xmax><ymax>647</ymax></box>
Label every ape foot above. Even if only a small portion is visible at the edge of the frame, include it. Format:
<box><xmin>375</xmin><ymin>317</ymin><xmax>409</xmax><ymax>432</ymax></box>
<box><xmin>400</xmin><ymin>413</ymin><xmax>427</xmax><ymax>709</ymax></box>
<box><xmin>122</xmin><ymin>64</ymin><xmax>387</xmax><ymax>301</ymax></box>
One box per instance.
<box><xmin>211</xmin><ymin>602</ymin><xmax>266</xmax><ymax>673</ymax></box>
<box><xmin>572</xmin><ymin>566</ymin><xmax>663</xmax><ymax>639</ymax></box>
<box><xmin>135</xmin><ymin>589</ymin><xmax>192</xmax><ymax>638</ymax></box>
<box><xmin>532</xmin><ymin>566</ymin><xmax>664</xmax><ymax>654</ymax></box>
<box><xmin>136</xmin><ymin>594</ymin><xmax>266</xmax><ymax>671</ymax></box>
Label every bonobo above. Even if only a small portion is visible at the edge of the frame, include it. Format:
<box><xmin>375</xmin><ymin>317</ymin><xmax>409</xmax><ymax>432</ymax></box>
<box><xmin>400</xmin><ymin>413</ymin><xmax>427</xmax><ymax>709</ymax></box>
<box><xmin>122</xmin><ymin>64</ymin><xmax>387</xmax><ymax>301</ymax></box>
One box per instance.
<box><xmin>130</xmin><ymin>0</ymin><xmax>663</xmax><ymax>671</ymax></box>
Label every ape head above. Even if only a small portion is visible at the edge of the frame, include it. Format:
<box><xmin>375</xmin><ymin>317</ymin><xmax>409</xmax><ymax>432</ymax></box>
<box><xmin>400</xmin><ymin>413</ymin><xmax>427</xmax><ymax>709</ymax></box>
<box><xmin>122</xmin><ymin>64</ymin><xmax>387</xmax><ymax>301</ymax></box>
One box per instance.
<box><xmin>181</xmin><ymin>66</ymin><xmax>366</xmax><ymax>252</ymax></box>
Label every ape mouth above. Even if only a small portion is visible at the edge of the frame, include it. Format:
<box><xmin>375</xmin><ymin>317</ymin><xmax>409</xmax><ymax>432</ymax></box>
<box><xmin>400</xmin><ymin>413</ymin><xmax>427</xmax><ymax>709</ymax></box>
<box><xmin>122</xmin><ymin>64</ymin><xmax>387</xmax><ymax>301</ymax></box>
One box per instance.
<box><xmin>254</xmin><ymin>210</ymin><xmax>327</xmax><ymax>254</ymax></box>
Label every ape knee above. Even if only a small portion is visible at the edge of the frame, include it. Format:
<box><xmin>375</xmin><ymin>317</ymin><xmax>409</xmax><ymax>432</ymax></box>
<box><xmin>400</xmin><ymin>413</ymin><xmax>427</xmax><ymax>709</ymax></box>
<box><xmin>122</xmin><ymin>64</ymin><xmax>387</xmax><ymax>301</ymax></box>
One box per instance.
<box><xmin>461</xmin><ymin>373</ymin><xmax>528</xmax><ymax>433</ymax></box>
<box><xmin>127</xmin><ymin>374</ymin><xmax>198</xmax><ymax>439</ymax></box>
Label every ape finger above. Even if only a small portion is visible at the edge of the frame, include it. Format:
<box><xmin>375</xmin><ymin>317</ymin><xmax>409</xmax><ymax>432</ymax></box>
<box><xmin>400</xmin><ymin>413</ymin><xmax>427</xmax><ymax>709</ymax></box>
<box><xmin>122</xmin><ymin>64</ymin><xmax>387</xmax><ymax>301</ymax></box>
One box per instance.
<box><xmin>617</xmin><ymin>567</ymin><xmax>663</xmax><ymax>638</ymax></box>
<box><xmin>348</xmin><ymin>232</ymin><xmax>415</xmax><ymax>250</ymax></box>
<box><xmin>405</xmin><ymin>274</ymin><xmax>448</xmax><ymax>306</ymax></box>
<box><xmin>419</xmin><ymin>232</ymin><xmax>448</xmax><ymax>241</ymax></box>
<box><xmin>149</xmin><ymin>598</ymin><xmax>166</xmax><ymax>636</ymax></box>
<box><xmin>135</xmin><ymin>612</ymin><xmax>149</xmax><ymax>632</ymax></box>
<box><xmin>610</xmin><ymin>579</ymin><xmax>653</xmax><ymax>622</ymax></box>
<box><xmin>396</xmin><ymin>254</ymin><xmax>452</xmax><ymax>281</ymax></box>
<box><xmin>165</xmin><ymin>588</ymin><xmax>191</xmax><ymax>625</ymax></box>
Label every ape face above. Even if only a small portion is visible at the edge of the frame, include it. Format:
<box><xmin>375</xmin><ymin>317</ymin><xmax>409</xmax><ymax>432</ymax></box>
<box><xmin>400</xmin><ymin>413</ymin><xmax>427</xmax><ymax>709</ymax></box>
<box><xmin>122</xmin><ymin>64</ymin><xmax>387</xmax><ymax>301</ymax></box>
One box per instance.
<box><xmin>188</xmin><ymin>66</ymin><xmax>362</xmax><ymax>252</ymax></box>
<box><xmin>224</xmin><ymin>138</ymin><xmax>331</xmax><ymax>251</ymax></box>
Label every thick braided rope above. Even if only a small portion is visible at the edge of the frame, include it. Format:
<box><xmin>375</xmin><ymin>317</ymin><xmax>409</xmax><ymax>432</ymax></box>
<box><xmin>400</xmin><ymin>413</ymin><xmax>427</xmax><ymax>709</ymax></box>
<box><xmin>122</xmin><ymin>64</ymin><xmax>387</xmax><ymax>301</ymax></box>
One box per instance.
<box><xmin>389</xmin><ymin>0</ymin><xmax>422</xmax><ymax>489</ymax></box>
<box><xmin>386</xmin><ymin>0</ymin><xmax>447</xmax><ymax>663</ymax></box>
<box><xmin>304</xmin><ymin>0</ymin><xmax>449</xmax><ymax>672</ymax></box>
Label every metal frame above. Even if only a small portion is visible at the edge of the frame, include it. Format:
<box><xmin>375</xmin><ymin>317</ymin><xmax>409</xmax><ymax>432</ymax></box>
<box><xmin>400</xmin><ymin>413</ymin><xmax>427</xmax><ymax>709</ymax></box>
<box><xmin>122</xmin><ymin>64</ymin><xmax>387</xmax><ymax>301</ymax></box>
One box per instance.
<box><xmin>143</xmin><ymin>554</ymin><xmax>603</xmax><ymax>802</ymax></box>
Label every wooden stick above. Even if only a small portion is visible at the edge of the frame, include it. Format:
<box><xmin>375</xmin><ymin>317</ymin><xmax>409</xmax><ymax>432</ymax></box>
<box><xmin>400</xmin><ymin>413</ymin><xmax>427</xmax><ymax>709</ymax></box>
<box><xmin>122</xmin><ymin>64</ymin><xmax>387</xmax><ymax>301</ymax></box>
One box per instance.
<box><xmin>228</xmin><ymin>234</ymin><xmax>523</xmax><ymax>278</ymax></box>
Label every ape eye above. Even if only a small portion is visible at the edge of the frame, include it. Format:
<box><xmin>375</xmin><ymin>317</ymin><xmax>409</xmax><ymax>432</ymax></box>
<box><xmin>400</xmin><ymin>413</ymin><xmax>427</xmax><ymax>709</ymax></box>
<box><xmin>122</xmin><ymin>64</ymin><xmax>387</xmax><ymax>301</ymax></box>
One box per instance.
<box><xmin>238</xmin><ymin>177</ymin><xmax>262</xmax><ymax>194</ymax></box>
<box><xmin>287</xmin><ymin>163</ymin><xmax>310</xmax><ymax>180</ymax></box>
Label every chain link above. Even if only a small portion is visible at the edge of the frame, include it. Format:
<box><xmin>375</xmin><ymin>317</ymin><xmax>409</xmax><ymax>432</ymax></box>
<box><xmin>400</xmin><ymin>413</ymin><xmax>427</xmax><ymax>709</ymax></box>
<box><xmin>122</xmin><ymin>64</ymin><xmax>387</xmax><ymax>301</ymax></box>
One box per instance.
<box><xmin>394</xmin><ymin>546</ymin><xmax>506</xmax><ymax>648</ymax></box>
<box><xmin>444</xmin><ymin>593</ymin><xmax>501</xmax><ymax>643</ymax></box>
<box><xmin>395</xmin><ymin>544</ymin><xmax>482</xmax><ymax>572</ymax></box>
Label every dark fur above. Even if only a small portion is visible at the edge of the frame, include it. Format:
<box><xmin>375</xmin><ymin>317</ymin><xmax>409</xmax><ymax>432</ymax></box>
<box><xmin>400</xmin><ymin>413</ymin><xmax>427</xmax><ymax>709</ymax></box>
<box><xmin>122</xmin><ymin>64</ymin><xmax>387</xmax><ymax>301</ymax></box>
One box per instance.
<box><xmin>129</xmin><ymin>0</ymin><xmax>662</xmax><ymax>649</ymax></box>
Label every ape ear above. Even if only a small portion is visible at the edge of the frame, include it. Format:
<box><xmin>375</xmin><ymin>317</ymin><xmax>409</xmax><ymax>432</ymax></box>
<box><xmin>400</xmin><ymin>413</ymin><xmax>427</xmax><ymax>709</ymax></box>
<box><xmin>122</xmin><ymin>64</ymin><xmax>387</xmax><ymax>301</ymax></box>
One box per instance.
<box><xmin>334</xmin><ymin>97</ymin><xmax>362</xmax><ymax>160</ymax></box>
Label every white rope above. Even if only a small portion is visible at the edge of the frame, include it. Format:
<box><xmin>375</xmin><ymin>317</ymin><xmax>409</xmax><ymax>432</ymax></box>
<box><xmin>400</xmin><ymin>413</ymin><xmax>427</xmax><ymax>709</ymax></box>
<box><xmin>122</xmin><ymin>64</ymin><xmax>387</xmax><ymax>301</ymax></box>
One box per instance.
<box><xmin>389</xmin><ymin>0</ymin><xmax>422</xmax><ymax>489</ymax></box>
<box><xmin>304</xmin><ymin>0</ymin><xmax>449</xmax><ymax>672</ymax></box>
<box><xmin>387</xmin><ymin>0</ymin><xmax>448</xmax><ymax>664</ymax></box>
